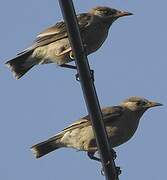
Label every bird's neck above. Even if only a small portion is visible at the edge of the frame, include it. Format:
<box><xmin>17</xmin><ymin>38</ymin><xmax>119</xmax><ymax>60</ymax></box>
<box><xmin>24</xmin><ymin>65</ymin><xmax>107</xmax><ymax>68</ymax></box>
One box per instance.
<box><xmin>125</xmin><ymin>110</ymin><xmax>145</xmax><ymax>136</ymax></box>
<box><xmin>102</xmin><ymin>17</ymin><xmax>115</xmax><ymax>27</ymax></box>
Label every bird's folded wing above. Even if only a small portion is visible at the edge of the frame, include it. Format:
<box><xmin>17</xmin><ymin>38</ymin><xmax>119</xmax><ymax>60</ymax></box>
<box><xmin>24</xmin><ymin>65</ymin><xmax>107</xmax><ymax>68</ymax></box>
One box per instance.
<box><xmin>61</xmin><ymin>106</ymin><xmax>123</xmax><ymax>133</ymax></box>
<box><xmin>33</xmin><ymin>13</ymin><xmax>93</xmax><ymax>48</ymax></box>
<box><xmin>101</xmin><ymin>106</ymin><xmax>124</xmax><ymax>123</ymax></box>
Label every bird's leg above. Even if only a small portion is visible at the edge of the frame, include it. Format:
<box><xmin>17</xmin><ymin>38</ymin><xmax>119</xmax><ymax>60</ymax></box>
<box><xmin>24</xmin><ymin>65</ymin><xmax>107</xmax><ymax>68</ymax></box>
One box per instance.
<box><xmin>87</xmin><ymin>152</ymin><xmax>101</xmax><ymax>162</ymax></box>
<box><xmin>61</xmin><ymin>51</ymin><xmax>95</xmax><ymax>81</ymax></box>
<box><xmin>88</xmin><ymin>150</ymin><xmax>121</xmax><ymax>177</ymax></box>
<box><xmin>60</xmin><ymin>64</ymin><xmax>94</xmax><ymax>81</ymax></box>
<box><xmin>60</xmin><ymin>64</ymin><xmax>77</xmax><ymax>70</ymax></box>
<box><xmin>69</xmin><ymin>50</ymin><xmax>94</xmax><ymax>82</ymax></box>
<box><xmin>87</xmin><ymin>149</ymin><xmax>117</xmax><ymax>162</ymax></box>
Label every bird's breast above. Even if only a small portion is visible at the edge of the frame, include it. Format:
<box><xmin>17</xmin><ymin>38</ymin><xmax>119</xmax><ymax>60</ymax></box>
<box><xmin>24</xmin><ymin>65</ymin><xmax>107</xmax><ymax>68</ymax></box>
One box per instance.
<box><xmin>82</xmin><ymin>24</ymin><xmax>109</xmax><ymax>54</ymax></box>
<box><xmin>106</xmin><ymin>114</ymin><xmax>141</xmax><ymax>148</ymax></box>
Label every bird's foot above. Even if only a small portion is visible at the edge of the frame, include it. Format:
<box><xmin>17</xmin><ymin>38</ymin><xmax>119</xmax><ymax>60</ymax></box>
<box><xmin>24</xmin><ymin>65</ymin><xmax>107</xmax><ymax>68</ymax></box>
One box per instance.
<box><xmin>87</xmin><ymin>149</ymin><xmax>117</xmax><ymax>162</ymax></box>
<box><xmin>75</xmin><ymin>69</ymin><xmax>94</xmax><ymax>82</ymax></box>
<box><xmin>116</xmin><ymin>166</ymin><xmax>122</xmax><ymax>176</ymax></box>
<box><xmin>60</xmin><ymin>64</ymin><xmax>94</xmax><ymax>82</ymax></box>
<box><xmin>60</xmin><ymin>64</ymin><xmax>77</xmax><ymax>70</ymax></box>
<box><xmin>88</xmin><ymin>151</ymin><xmax>121</xmax><ymax>177</ymax></box>
<box><xmin>101</xmin><ymin>166</ymin><xmax>121</xmax><ymax>177</ymax></box>
<box><xmin>111</xmin><ymin>148</ymin><xmax>117</xmax><ymax>160</ymax></box>
<box><xmin>87</xmin><ymin>151</ymin><xmax>101</xmax><ymax>162</ymax></box>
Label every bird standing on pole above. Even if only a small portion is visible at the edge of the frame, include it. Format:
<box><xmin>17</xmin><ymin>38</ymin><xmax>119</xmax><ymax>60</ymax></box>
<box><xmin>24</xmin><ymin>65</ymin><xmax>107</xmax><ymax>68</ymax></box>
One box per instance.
<box><xmin>5</xmin><ymin>6</ymin><xmax>132</xmax><ymax>79</ymax></box>
<box><xmin>31</xmin><ymin>97</ymin><xmax>162</xmax><ymax>160</ymax></box>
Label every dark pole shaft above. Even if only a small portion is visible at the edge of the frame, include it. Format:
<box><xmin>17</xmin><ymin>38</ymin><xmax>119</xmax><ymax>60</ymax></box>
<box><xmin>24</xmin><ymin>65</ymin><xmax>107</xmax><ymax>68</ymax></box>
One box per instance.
<box><xmin>58</xmin><ymin>1</ymin><xmax>118</xmax><ymax>180</ymax></box>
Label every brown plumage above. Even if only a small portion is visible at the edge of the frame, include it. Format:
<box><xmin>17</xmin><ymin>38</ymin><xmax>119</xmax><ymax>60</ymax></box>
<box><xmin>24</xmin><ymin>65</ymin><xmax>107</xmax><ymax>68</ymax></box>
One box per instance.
<box><xmin>31</xmin><ymin>97</ymin><xmax>162</xmax><ymax>159</ymax></box>
<box><xmin>5</xmin><ymin>6</ymin><xmax>132</xmax><ymax>79</ymax></box>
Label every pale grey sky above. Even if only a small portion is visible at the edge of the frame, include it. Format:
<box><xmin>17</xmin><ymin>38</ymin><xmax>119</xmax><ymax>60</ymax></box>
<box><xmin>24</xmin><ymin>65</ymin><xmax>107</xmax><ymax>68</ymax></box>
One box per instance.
<box><xmin>1</xmin><ymin>0</ymin><xmax>166</xmax><ymax>180</ymax></box>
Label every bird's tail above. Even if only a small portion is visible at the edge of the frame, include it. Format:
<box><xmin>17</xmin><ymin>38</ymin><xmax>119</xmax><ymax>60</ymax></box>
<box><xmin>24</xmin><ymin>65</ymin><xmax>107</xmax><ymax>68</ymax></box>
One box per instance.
<box><xmin>31</xmin><ymin>134</ymin><xmax>63</xmax><ymax>159</ymax></box>
<box><xmin>5</xmin><ymin>50</ymin><xmax>35</xmax><ymax>79</ymax></box>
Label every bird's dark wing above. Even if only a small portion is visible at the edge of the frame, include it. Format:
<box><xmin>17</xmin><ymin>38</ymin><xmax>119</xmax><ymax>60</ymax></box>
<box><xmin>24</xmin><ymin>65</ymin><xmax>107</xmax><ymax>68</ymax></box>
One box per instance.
<box><xmin>102</xmin><ymin>106</ymin><xmax>124</xmax><ymax>123</ymax></box>
<box><xmin>61</xmin><ymin>106</ymin><xmax>123</xmax><ymax>133</ymax></box>
<box><xmin>32</xmin><ymin>13</ymin><xmax>93</xmax><ymax>48</ymax></box>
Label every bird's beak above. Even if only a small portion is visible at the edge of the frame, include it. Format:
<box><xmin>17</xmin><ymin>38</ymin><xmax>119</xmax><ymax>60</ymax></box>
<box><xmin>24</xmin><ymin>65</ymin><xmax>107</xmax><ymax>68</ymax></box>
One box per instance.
<box><xmin>147</xmin><ymin>101</ymin><xmax>163</xmax><ymax>108</ymax></box>
<box><xmin>114</xmin><ymin>11</ymin><xmax>133</xmax><ymax>18</ymax></box>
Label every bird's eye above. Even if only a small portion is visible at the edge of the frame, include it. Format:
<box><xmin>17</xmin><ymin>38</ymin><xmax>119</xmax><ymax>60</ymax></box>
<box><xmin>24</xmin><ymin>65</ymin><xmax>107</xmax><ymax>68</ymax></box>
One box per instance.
<box><xmin>104</xmin><ymin>10</ymin><xmax>110</xmax><ymax>15</ymax></box>
<box><xmin>104</xmin><ymin>10</ymin><xmax>113</xmax><ymax>16</ymax></box>
<box><xmin>107</xmin><ymin>9</ymin><xmax>118</xmax><ymax>15</ymax></box>
<box><xmin>136</xmin><ymin>101</ymin><xmax>147</xmax><ymax>106</ymax></box>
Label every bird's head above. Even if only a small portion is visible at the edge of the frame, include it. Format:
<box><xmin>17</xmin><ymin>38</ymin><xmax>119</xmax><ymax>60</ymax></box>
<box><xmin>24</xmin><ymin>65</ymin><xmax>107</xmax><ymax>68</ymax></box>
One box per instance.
<box><xmin>120</xmin><ymin>97</ymin><xmax>162</xmax><ymax>112</ymax></box>
<box><xmin>89</xmin><ymin>6</ymin><xmax>133</xmax><ymax>22</ymax></box>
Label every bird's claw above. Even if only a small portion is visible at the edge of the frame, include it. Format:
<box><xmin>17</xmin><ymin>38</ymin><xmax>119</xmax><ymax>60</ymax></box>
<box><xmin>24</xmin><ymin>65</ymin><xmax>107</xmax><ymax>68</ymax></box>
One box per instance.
<box><xmin>75</xmin><ymin>69</ymin><xmax>94</xmax><ymax>82</ymax></box>
<box><xmin>100</xmin><ymin>161</ymin><xmax>111</xmax><ymax>176</ymax></box>
<box><xmin>90</xmin><ymin>69</ymin><xmax>94</xmax><ymax>81</ymax></box>
<box><xmin>101</xmin><ymin>168</ymin><xmax>105</xmax><ymax>176</ymax></box>
<box><xmin>70</xmin><ymin>51</ymin><xmax>75</xmax><ymax>59</ymax></box>
<box><xmin>111</xmin><ymin>149</ymin><xmax>117</xmax><ymax>160</ymax></box>
<box><xmin>75</xmin><ymin>73</ymin><xmax>80</xmax><ymax>81</ymax></box>
<box><xmin>116</xmin><ymin>166</ymin><xmax>122</xmax><ymax>176</ymax></box>
<box><xmin>100</xmin><ymin>166</ymin><xmax>121</xmax><ymax>177</ymax></box>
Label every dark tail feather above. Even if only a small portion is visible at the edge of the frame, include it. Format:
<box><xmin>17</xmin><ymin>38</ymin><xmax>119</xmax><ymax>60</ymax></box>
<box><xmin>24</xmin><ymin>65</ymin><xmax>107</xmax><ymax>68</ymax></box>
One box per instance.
<box><xmin>31</xmin><ymin>136</ymin><xmax>62</xmax><ymax>159</ymax></box>
<box><xmin>5</xmin><ymin>50</ymin><xmax>34</xmax><ymax>79</ymax></box>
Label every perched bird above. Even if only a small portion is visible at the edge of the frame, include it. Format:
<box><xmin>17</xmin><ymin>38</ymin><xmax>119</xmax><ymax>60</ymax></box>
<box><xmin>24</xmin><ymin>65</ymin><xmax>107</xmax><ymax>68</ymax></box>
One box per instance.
<box><xmin>31</xmin><ymin>97</ymin><xmax>162</xmax><ymax>160</ymax></box>
<box><xmin>5</xmin><ymin>6</ymin><xmax>132</xmax><ymax>79</ymax></box>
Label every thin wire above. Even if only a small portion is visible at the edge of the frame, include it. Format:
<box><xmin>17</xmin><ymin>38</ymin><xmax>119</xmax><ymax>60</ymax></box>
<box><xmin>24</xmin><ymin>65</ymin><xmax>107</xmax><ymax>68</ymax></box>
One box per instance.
<box><xmin>58</xmin><ymin>1</ymin><xmax>119</xmax><ymax>180</ymax></box>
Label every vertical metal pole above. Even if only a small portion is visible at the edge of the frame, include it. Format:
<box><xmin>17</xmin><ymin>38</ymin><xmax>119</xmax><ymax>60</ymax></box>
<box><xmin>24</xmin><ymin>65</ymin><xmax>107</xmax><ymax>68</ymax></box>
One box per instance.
<box><xmin>58</xmin><ymin>1</ymin><xmax>118</xmax><ymax>180</ymax></box>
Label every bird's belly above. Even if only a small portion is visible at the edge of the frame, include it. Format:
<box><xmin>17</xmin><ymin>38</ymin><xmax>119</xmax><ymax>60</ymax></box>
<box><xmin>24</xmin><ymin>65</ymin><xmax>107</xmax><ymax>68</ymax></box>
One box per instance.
<box><xmin>32</xmin><ymin>38</ymin><xmax>72</xmax><ymax>65</ymax></box>
<box><xmin>106</xmin><ymin>124</ymin><xmax>138</xmax><ymax>148</ymax></box>
<box><xmin>60</xmin><ymin>126</ymin><xmax>94</xmax><ymax>151</ymax></box>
